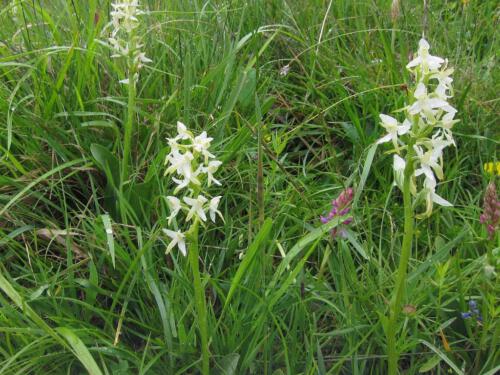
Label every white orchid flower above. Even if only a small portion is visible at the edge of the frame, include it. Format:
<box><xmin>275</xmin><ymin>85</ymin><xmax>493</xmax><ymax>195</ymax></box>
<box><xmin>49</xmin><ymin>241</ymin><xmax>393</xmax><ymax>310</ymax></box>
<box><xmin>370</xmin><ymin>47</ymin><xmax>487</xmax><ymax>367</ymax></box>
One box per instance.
<box><xmin>376</xmin><ymin>114</ymin><xmax>411</xmax><ymax>151</ymax></box>
<box><xmin>166</xmin><ymin>137</ymin><xmax>181</xmax><ymax>157</ymax></box>
<box><xmin>163</xmin><ymin>122</ymin><xmax>222</xmax><ymax>230</ymax></box>
<box><xmin>378</xmin><ymin>38</ymin><xmax>456</xmax><ymax>220</ymax></box>
<box><xmin>430</xmin><ymin>65</ymin><xmax>454</xmax><ymax>88</ymax></box>
<box><xmin>413</xmin><ymin>144</ymin><xmax>443</xmax><ymax>182</ymax></box>
<box><xmin>165</xmin><ymin>196</ymin><xmax>181</xmax><ymax>225</ymax></box>
<box><xmin>165</xmin><ymin>151</ymin><xmax>195</xmax><ymax>180</ymax></box>
<box><xmin>163</xmin><ymin>229</ymin><xmax>187</xmax><ymax>256</ymax></box>
<box><xmin>434</xmin><ymin>83</ymin><xmax>452</xmax><ymax>101</ymax></box>
<box><xmin>421</xmin><ymin>177</ymin><xmax>452</xmax><ymax>218</ymax></box>
<box><xmin>209</xmin><ymin>196</ymin><xmax>224</xmax><ymax>223</ymax></box>
<box><xmin>134</xmin><ymin>51</ymin><xmax>152</xmax><ymax>68</ymax></box>
<box><xmin>393</xmin><ymin>154</ymin><xmax>406</xmax><ymax>190</ymax></box>
<box><xmin>107</xmin><ymin>1</ymin><xmax>151</xmax><ymax>85</ymax></box>
<box><xmin>184</xmin><ymin>195</ymin><xmax>208</xmax><ymax>222</ymax></box>
<box><xmin>171</xmin><ymin>177</ymin><xmax>190</xmax><ymax>193</ymax></box>
<box><xmin>175</xmin><ymin>121</ymin><xmax>192</xmax><ymax>140</ymax></box>
<box><xmin>408</xmin><ymin>83</ymin><xmax>448</xmax><ymax>119</ymax></box>
<box><xmin>438</xmin><ymin>112</ymin><xmax>459</xmax><ymax>144</ymax></box>
<box><xmin>406</xmin><ymin>38</ymin><xmax>445</xmax><ymax>73</ymax></box>
<box><xmin>440</xmin><ymin>111</ymin><xmax>459</xmax><ymax>130</ymax></box>
<box><xmin>201</xmin><ymin>160</ymin><xmax>222</xmax><ymax>186</ymax></box>
<box><xmin>110</xmin><ymin>4</ymin><xmax>140</xmax><ymax>34</ymax></box>
<box><xmin>393</xmin><ymin>154</ymin><xmax>417</xmax><ymax>196</ymax></box>
<box><xmin>193</xmin><ymin>131</ymin><xmax>215</xmax><ymax>162</ymax></box>
<box><xmin>172</xmin><ymin>175</ymin><xmax>201</xmax><ymax>194</ymax></box>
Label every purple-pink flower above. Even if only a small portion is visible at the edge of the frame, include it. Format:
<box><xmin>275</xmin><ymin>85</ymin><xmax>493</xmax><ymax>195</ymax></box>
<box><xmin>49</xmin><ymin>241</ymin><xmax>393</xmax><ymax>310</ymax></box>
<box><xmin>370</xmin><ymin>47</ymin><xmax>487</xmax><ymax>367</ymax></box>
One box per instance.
<box><xmin>320</xmin><ymin>188</ymin><xmax>354</xmax><ymax>238</ymax></box>
<box><xmin>480</xmin><ymin>182</ymin><xmax>500</xmax><ymax>239</ymax></box>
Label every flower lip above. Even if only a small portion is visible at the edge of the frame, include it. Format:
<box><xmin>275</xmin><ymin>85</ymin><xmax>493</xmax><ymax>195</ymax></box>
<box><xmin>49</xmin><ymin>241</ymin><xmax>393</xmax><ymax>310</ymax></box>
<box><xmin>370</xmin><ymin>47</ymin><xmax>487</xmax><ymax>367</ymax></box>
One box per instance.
<box><xmin>162</xmin><ymin>228</ymin><xmax>187</xmax><ymax>256</ymax></box>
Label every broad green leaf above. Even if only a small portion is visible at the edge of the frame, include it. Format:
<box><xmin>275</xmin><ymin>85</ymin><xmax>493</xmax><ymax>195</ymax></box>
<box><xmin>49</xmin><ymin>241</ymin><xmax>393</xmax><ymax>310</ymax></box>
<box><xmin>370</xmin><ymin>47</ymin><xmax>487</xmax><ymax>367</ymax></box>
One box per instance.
<box><xmin>418</xmin><ymin>340</ymin><xmax>464</xmax><ymax>375</ymax></box>
<box><xmin>127</xmin><ymin>181</ymin><xmax>154</xmax><ymax>224</ymax></box>
<box><xmin>90</xmin><ymin>143</ymin><xmax>120</xmax><ymax>188</ymax></box>
<box><xmin>57</xmin><ymin>327</ymin><xmax>103</xmax><ymax>375</ymax></box>
<box><xmin>344</xmin><ymin>230</ymin><xmax>370</xmax><ymax>260</ymax></box>
<box><xmin>215</xmin><ymin>353</ymin><xmax>240</xmax><ymax>375</ymax></box>
<box><xmin>482</xmin><ymin>365</ymin><xmax>500</xmax><ymax>375</ymax></box>
<box><xmin>419</xmin><ymin>355</ymin><xmax>441</xmax><ymax>373</ymax></box>
<box><xmin>223</xmin><ymin>218</ymin><xmax>273</xmax><ymax>309</ymax></box>
<box><xmin>268</xmin><ymin>237</ymin><xmax>321</xmax><ymax>308</ymax></box>
<box><xmin>269</xmin><ymin>215</ymin><xmax>348</xmax><ymax>290</ymax></box>
<box><xmin>238</xmin><ymin>68</ymin><xmax>256</xmax><ymax>110</ymax></box>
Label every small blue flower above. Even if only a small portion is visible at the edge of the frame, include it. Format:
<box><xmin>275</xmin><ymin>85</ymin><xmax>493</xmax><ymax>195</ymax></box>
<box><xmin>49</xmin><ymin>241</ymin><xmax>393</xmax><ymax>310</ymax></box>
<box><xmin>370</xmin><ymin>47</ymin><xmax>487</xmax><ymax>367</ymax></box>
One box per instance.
<box><xmin>469</xmin><ymin>300</ymin><xmax>480</xmax><ymax>314</ymax></box>
<box><xmin>461</xmin><ymin>300</ymin><xmax>482</xmax><ymax>322</ymax></box>
<box><xmin>461</xmin><ymin>312</ymin><xmax>472</xmax><ymax>319</ymax></box>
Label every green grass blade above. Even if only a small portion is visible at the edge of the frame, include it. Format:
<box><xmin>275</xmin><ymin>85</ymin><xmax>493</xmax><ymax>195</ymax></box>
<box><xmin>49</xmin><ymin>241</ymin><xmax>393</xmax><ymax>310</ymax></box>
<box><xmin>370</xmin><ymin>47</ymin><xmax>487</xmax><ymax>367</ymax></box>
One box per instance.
<box><xmin>57</xmin><ymin>327</ymin><xmax>104</xmax><ymax>375</ymax></box>
<box><xmin>223</xmin><ymin>218</ymin><xmax>273</xmax><ymax>310</ymax></box>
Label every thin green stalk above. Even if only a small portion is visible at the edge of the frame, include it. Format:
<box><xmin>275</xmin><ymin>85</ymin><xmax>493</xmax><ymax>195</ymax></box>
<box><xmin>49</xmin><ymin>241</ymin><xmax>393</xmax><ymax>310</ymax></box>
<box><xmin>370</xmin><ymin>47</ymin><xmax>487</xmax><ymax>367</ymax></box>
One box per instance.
<box><xmin>187</xmin><ymin>219</ymin><xmax>210</xmax><ymax>375</ymax></box>
<box><xmin>121</xmin><ymin>36</ymin><xmax>137</xmax><ymax>188</ymax></box>
<box><xmin>387</xmin><ymin>146</ymin><xmax>415</xmax><ymax>374</ymax></box>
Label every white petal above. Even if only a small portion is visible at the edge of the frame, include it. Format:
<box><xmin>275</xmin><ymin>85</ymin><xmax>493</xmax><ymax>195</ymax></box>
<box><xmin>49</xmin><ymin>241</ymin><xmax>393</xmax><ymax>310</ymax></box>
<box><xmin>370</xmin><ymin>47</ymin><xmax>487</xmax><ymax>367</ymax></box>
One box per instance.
<box><xmin>423</xmin><ymin>166</ymin><xmax>435</xmax><ymax>182</ymax></box>
<box><xmin>419</xmin><ymin>38</ymin><xmax>430</xmax><ymax>50</ymax></box>
<box><xmin>166</xmin><ymin>240</ymin><xmax>176</xmax><ymax>254</ymax></box>
<box><xmin>408</xmin><ymin>102</ymin><xmax>422</xmax><ymax>115</ymax></box>
<box><xmin>398</xmin><ymin>119</ymin><xmax>411</xmax><ymax>134</ymax></box>
<box><xmin>210</xmin><ymin>176</ymin><xmax>222</xmax><ymax>186</ymax></box>
<box><xmin>427</xmin><ymin>98</ymin><xmax>448</xmax><ymax>109</ymax></box>
<box><xmin>414</xmin><ymin>83</ymin><xmax>426</xmax><ymax>98</ymax></box>
<box><xmin>167</xmin><ymin>196</ymin><xmax>180</xmax><ymax>209</ymax></box>
<box><xmin>197</xmin><ymin>208</ymin><xmax>207</xmax><ymax>222</ymax></box>
<box><xmin>162</xmin><ymin>228</ymin><xmax>177</xmax><ymax>239</ymax></box>
<box><xmin>185</xmin><ymin>208</ymin><xmax>195</xmax><ymax>222</ymax></box>
<box><xmin>393</xmin><ymin>155</ymin><xmax>406</xmax><ymax>171</ymax></box>
<box><xmin>406</xmin><ymin>56</ymin><xmax>421</xmax><ymax>69</ymax></box>
<box><xmin>376</xmin><ymin>133</ymin><xmax>392</xmax><ymax>145</ymax></box>
<box><xmin>432</xmin><ymin>192</ymin><xmax>452</xmax><ymax>207</ymax></box>
<box><xmin>442</xmin><ymin>104</ymin><xmax>457</xmax><ymax>113</ymax></box>
<box><xmin>178</xmin><ymin>239</ymin><xmax>187</xmax><ymax>256</ymax></box>
<box><xmin>380</xmin><ymin>114</ymin><xmax>398</xmax><ymax>127</ymax></box>
<box><xmin>183</xmin><ymin>197</ymin><xmax>195</xmax><ymax>205</ymax></box>
<box><xmin>427</xmin><ymin>55</ymin><xmax>445</xmax><ymax>70</ymax></box>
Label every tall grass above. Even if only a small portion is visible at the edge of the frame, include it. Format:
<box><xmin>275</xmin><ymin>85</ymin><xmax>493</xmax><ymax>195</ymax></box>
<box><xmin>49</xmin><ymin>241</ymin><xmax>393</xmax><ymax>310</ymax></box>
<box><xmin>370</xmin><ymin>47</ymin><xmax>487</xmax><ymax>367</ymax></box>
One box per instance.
<box><xmin>0</xmin><ymin>0</ymin><xmax>498</xmax><ymax>373</ymax></box>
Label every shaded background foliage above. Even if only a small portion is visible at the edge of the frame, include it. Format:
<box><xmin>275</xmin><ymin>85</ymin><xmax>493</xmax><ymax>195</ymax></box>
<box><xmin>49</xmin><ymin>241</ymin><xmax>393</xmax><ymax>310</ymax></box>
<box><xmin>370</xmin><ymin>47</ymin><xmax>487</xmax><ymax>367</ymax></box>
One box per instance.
<box><xmin>0</xmin><ymin>0</ymin><xmax>498</xmax><ymax>373</ymax></box>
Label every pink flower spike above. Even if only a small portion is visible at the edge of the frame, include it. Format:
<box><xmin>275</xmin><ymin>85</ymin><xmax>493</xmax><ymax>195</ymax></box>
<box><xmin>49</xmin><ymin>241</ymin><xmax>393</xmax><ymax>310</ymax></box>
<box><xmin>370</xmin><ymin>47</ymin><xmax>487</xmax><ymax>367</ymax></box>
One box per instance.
<box><xmin>343</xmin><ymin>217</ymin><xmax>353</xmax><ymax>225</ymax></box>
<box><xmin>339</xmin><ymin>207</ymin><xmax>351</xmax><ymax>216</ymax></box>
<box><xmin>480</xmin><ymin>183</ymin><xmax>499</xmax><ymax>239</ymax></box>
<box><xmin>320</xmin><ymin>187</ymin><xmax>355</xmax><ymax>238</ymax></box>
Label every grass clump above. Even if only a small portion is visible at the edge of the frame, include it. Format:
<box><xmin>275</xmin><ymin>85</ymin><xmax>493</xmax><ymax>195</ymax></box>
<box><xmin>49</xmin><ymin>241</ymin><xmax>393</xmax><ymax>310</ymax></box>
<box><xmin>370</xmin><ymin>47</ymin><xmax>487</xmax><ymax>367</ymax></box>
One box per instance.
<box><xmin>0</xmin><ymin>0</ymin><xmax>498</xmax><ymax>374</ymax></box>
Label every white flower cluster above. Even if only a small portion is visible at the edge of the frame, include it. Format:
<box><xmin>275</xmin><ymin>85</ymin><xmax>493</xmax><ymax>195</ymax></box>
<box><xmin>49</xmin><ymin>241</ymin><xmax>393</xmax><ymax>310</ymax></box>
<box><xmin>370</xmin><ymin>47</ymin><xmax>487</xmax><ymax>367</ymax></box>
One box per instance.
<box><xmin>107</xmin><ymin>0</ymin><xmax>151</xmax><ymax>85</ymax></box>
<box><xmin>377</xmin><ymin>38</ymin><xmax>458</xmax><ymax>217</ymax></box>
<box><xmin>162</xmin><ymin>122</ymin><xmax>224</xmax><ymax>256</ymax></box>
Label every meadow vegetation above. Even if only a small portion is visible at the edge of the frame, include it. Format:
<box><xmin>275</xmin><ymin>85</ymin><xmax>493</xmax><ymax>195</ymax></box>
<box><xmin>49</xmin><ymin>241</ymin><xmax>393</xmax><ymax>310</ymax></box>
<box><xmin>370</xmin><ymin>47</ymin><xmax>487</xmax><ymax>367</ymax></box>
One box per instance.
<box><xmin>0</xmin><ymin>0</ymin><xmax>498</xmax><ymax>374</ymax></box>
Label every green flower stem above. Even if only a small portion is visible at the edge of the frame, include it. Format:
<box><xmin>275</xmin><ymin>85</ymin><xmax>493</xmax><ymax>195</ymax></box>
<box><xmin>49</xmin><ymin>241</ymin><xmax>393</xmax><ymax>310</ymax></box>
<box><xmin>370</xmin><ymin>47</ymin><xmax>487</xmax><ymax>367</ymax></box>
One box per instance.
<box><xmin>187</xmin><ymin>218</ymin><xmax>210</xmax><ymax>375</ymax></box>
<box><xmin>387</xmin><ymin>146</ymin><xmax>415</xmax><ymax>374</ymax></box>
<box><xmin>120</xmin><ymin>36</ymin><xmax>137</xmax><ymax>188</ymax></box>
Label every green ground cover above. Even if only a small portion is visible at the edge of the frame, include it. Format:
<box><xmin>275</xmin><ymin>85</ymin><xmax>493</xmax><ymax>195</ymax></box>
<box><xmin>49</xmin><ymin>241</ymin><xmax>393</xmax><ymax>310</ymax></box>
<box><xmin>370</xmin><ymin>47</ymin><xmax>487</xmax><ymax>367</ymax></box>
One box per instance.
<box><xmin>0</xmin><ymin>0</ymin><xmax>498</xmax><ymax>373</ymax></box>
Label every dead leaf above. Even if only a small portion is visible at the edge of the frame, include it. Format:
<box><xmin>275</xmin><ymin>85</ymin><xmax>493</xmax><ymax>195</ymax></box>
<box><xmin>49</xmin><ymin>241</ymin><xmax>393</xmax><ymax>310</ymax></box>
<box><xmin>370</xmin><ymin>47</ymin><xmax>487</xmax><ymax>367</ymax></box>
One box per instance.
<box><xmin>36</xmin><ymin>228</ymin><xmax>86</xmax><ymax>259</ymax></box>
